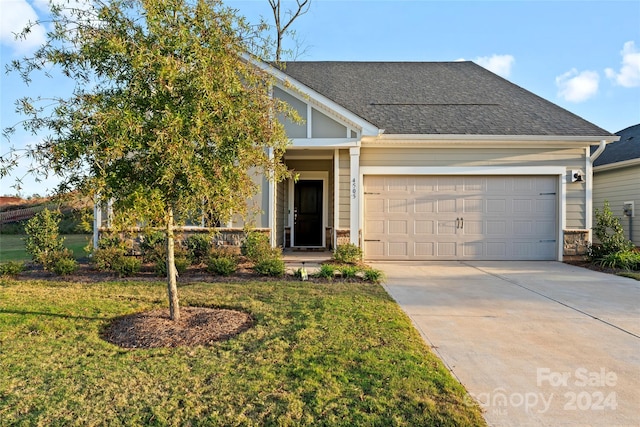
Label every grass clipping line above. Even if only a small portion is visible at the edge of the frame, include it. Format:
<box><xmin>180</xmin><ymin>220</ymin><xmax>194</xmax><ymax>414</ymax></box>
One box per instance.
<box><xmin>102</xmin><ymin>307</ymin><xmax>253</xmax><ymax>348</ymax></box>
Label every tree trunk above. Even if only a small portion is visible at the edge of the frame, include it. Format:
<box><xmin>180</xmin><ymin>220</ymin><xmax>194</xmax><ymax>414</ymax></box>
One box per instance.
<box><xmin>166</xmin><ymin>206</ymin><xmax>180</xmax><ymax>321</ymax></box>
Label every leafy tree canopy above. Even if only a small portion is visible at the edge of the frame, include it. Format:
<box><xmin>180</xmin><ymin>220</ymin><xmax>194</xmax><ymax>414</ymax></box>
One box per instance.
<box><xmin>2</xmin><ymin>0</ymin><xmax>296</xmax><ymax>320</ymax></box>
<box><xmin>3</xmin><ymin>0</ymin><xmax>293</xmax><ymax>228</ymax></box>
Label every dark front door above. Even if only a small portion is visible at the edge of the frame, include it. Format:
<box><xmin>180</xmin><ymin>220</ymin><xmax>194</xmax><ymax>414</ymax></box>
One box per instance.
<box><xmin>294</xmin><ymin>180</ymin><xmax>323</xmax><ymax>246</ymax></box>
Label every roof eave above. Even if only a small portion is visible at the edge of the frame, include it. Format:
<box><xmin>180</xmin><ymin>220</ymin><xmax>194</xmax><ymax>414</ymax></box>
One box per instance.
<box><xmin>594</xmin><ymin>157</ymin><xmax>640</xmax><ymax>172</ymax></box>
<box><xmin>361</xmin><ymin>134</ymin><xmax>619</xmax><ymax>148</ymax></box>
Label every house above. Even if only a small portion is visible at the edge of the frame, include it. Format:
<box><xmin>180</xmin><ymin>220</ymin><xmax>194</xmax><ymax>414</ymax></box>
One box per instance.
<box><xmin>592</xmin><ymin>124</ymin><xmax>640</xmax><ymax>247</ymax></box>
<box><xmin>95</xmin><ymin>61</ymin><xmax>618</xmax><ymax>261</ymax></box>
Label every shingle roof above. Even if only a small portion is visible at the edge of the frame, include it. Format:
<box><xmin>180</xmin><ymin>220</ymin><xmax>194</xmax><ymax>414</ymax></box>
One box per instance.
<box><xmin>593</xmin><ymin>124</ymin><xmax>640</xmax><ymax>166</ymax></box>
<box><xmin>279</xmin><ymin>61</ymin><xmax>612</xmax><ymax>136</ymax></box>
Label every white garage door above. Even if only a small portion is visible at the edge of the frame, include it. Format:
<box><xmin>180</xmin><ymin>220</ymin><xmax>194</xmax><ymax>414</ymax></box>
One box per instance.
<box><xmin>363</xmin><ymin>176</ymin><xmax>558</xmax><ymax>261</ymax></box>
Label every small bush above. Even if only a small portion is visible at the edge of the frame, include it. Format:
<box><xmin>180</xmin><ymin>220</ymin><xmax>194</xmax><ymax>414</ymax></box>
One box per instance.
<box><xmin>152</xmin><ymin>242</ymin><xmax>189</xmax><ymax>277</ymax></box>
<box><xmin>333</xmin><ymin>243</ymin><xmax>362</xmax><ymax>264</ymax></box>
<box><xmin>241</xmin><ymin>231</ymin><xmax>271</xmax><ymax>263</ymax></box>
<box><xmin>93</xmin><ymin>246</ymin><xmax>126</xmax><ymax>271</ymax></box>
<box><xmin>207</xmin><ymin>256</ymin><xmax>237</xmax><ymax>276</ymax></box>
<box><xmin>254</xmin><ymin>258</ymin><xmax>285</xmax><ymax>277</ymax></box>
<box><xmin>184</xmin><ymin>234</ymin><xmax>212</xmax><ymax>264</ymax></box>
<box><xmin>315</xmin><ymin>264</ymin><xmax>335</xmax><ymax>280</ymax></box>
<box><xmin>0</xmin><ymin>261</ymin><xmax>25</xmax><ymax>276</ymax></box>
<box><xmin>598</xmin><ymin>250</ymin><xmax>640</xmax><ymax>270</ymax></box>
<box><xmin>114</xmin><ymin>256</ymin><xmax>142</xmax><ymax>277</ymax></box>
<box><xmin>589</xmin><ymin>201</ymin><xmax>634</xmax><ymax>259</ymax></box>
<box><xmin>339</xmin><ymin>264</ymin><xmax>359</xmax><ymax>280</ymax></box>
<box><xmin>139</xmin><ymin>231</ymin><xmax>166</xmax><ymax>262</ymax></box>
<box><xmin>50</xmin><ymin>254</ymin><xmax>78</xmax><ymax>276</ymax></box>
<box><xmin>24</xmin><ymin>208</ymin><xmax>65</xmax><ymax>266</ymax></box>
<box><xmin>363</xmin><ymin>268</ymin><xmax>385</xmax><ymax>283</ymax></box>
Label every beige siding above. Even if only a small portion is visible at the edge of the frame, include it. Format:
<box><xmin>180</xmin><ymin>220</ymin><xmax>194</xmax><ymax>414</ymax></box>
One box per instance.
<box><xmin>359</xmin><ymin>147</ymin><xmax>584</xmax><ymax>168</ymax></box>
<box><xmin>339</xmin><ymin>150</ymin><xmax>350</xmax><ymax>229</ymax></box>
<box><xmin>593</xmin><ymin>165</ymin><xmax>640</xmax><ymax>246</ymax></box>
<box><xmin>360</xmin><ymin>146</ymin><xmax>587</xmax><ymax>228</ymax></box>
<box><xmin>275</xmin><ymin>179</ymin><xmax>286</xmax><ymax>247</ymax></box>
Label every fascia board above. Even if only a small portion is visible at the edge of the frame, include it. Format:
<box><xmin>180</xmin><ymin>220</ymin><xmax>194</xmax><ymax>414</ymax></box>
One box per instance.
<box><xmin>290</xmin><ymin>138</ymin><xmax>360</xmax><ymax>148</ymax></box>
<box><xmin>361</xmin><ymin>134</ymin><xmax>619</xmax><ymax>148</ymax></box>
<box><xmin>594</xmin><ymin>157</ymin><xmax>640</xmax><ymax>172</ymax></box>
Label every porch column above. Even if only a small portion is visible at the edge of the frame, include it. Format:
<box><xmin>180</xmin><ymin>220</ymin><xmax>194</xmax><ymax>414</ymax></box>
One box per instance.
<box><xmin>93</xmin><ymin>196</ymin><xmax>101</xmax><ymax>249</ymax></box>
<box><xmin>349</xmin><ymin>146</ymin><xmax>360</xmax><ymax>246</ymax></box>
<box><xmin>334</xmin><ymin>149</ymin><xmax>340</xmax><ymax>249</ymax></box>
<box><xmin>268</xmin><ymin>148</ymin><xmax>276</xmax><ymax>247</ymax></box>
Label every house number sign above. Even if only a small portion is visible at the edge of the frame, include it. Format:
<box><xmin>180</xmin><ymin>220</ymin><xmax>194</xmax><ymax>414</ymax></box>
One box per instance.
<box><xmin>351</xmin><ymin>178</ymin><xmax>357</xmax><ymax>199</ymax></box>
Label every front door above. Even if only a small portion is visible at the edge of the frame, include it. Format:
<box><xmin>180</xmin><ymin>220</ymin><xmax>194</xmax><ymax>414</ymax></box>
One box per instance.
<box><xmin>294</xmin><ymin>180</ymin><xmax>323</xmax><ymax>246</ymax></box>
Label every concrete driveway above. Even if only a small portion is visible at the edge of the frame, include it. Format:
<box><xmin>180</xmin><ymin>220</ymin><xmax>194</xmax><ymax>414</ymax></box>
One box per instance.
<box><xmin>374</xmin><ymin>261</ymin><xmax>640</xmax><ymax>427</ymax></box>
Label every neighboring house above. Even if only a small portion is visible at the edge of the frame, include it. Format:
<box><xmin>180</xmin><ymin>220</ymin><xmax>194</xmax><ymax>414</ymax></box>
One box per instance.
<box><xmin>592</xmin><ymin>124</ymin><xmax>640</xmax><ymax>247</ymax></box>
<box><xmin>95</xmin><ymin>61</ymin><xmax>617</xmax><ymax>261</ymax></box>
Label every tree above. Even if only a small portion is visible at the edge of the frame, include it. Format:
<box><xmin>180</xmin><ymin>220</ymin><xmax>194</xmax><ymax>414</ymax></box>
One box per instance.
<box><xmin>267</xmin><ymin>0</ymin><xmax>311</xmax><ymax>63</ymax></box>
<box><xmin>2</xmin><ymin>0</ymin><xmax>293</xmax><ymax>320</ymax></box>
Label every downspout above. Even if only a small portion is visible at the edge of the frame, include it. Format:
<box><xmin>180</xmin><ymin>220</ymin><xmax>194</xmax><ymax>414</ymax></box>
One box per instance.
<box><xmin>585</xmin><ymin>140</ymin><xmax>607</xmax><ymax>242</ymax></box>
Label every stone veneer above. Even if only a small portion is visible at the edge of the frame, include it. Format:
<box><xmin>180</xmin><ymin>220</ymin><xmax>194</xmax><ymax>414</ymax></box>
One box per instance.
<box><xmin>563</xmin><ymin>229</ymin><xmax>590</xmax><ymax>257</ymax></box>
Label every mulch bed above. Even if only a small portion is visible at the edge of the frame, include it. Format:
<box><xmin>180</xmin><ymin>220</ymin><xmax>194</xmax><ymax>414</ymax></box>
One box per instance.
<box><xmin>101</xmin><ymin>307</ymin><xmax>253</xmax><ymax>348</ymax></box>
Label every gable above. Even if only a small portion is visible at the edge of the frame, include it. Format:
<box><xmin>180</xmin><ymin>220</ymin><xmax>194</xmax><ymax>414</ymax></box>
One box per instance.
<box><xmin>273</xmin><ymin>86</ymin><xmax>359</xmax><ymax>139</ymax></box>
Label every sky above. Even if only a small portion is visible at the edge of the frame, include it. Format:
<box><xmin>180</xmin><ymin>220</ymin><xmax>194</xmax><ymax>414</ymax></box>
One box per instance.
<box><xmin>1</xmin><ymin>0</ymin><xmax>639</xmax><ymax>196</ymax></box>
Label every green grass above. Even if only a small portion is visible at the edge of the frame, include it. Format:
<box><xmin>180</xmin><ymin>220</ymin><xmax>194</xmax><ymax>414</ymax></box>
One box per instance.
<box><xmin>0</xmin><ymin>279</ymin><xmax>485</xmax><ymax>426</ymax></box>
<box><xmin>0</xmin><ymin>234</ymin><xmax>90</xmax><ymax>262</ymax></box>
<box><xmin>618</xmin><ymin>271</ymin><xmax>640</xmax><ymax>281</ymax></box>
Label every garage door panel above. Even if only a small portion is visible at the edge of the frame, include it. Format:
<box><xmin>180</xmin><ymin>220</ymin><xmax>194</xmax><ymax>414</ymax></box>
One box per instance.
<box><xmin>415</xmin><ymin>242</ymin><xmax>435</xmax><ymax>256</ymax></box>
<box><xmin>415</xmin><ymin>220</ymin><xmax>435</xmax><ymax>234</ymax></box>
<box><xmin>364</xmin><ymin>175</ymin><xmax>558</xmax><ymax>261</ymax></box>
<box><xmin>437</xmin><ymin>242</ymin><xmax>457</xmax><ymax>256</ymax></box>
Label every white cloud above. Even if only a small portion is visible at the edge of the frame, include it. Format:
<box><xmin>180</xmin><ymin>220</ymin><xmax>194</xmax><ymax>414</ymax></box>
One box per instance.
<box><xmin>0</xmin><ymin>0</ymin><xmax>46</xmax><ymax>53</ymax></box>
<box><xmin>474</xmin><ymin>54</ymin><xmax>515</xmax><ymax>78</ymax></box>
<box><xmin>555</xmin><ymin>68</ymin><xmax>599</xmax><ymax>103</ymax></box>
<box><xmin>605</xmin><ymin>41</ymin><xmax>640</xmax><ymax>88</ymax></box>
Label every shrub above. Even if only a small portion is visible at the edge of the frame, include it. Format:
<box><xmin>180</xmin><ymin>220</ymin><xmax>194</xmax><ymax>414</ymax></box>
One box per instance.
<box><xmin>139</xmin><ymin>230</ymin><xmax>166</xmax><ymax>262</ymax></box>
<box><xmin>363</xmin><ymin>268</ymin><xmax>385</xmax><ymax>283</ymax></box>
<box><xmin>339</xmin><ymin>264</ymin><xmax>359</xmax><ymax>280</ymax></box>
<box><xmin>93</xmin><ymin>246</ymin><xmax>126</xmax><ymax>271</ymax></box>
<box><xmin>207</xmin><ymin>256</ymin><xmax>237</xmax><ymax>276</ymax></box>
<box><xmin>315</xmin><ymin>264</ymin><xmax>335</xmax><ymax>280</ymax></box>
<box><xmin>241</xmin><ymin>231</ymin><xmax>271</xmax><ymax>263</ymax></box>
<box><xmin>598</xmin><ymin>250</ymin><xmax>640</xmax><ymax>270</ymax></box>
<box><xmin>333</xmin><ymin>243</ymin><xmax>362</xmax><ymax>264</ymax></box>
<box><xmin>24</xmin><ymin>208</ymin><xmax>65</xmax><ymax>266</ymax></box>
<box><xmin>0</xmin><ymin>261</ymin><xmax>25</xmax><ymax>276</ymax></box>
<box><xmin>589</xmin><ymin>201</ymin><xmax>634</xmax><ymax>259</ymax></box>
<box><xmin>50</xmin><ymin>253</ymin><xmax>78</xmax><ymax>276</ymax></box>
<box><xmin>113</xmin><ymin>256</ymin><xmax>142</xmax><ymax>277</ymax></box>
<box><xmin>153</xmin><ymin>243</ymin><xmax>189</xmax><ymax>277</ymax></box>
<box><xmin>184</xmin><ymin>234</ymin><xmax>212</xmax><ymax>264</ymax></box>
<box><xmin>254</xmin><ymin>258</ymin><xmax>285</xmax><ymax>277</ymax></box>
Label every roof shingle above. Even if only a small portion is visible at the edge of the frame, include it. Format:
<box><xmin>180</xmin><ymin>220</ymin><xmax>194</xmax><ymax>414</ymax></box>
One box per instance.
<box><xmin>280</xmin><ymin>61</ymin><xmax>612</xmax><ymax>137</ymax></box>
<box><xmin>593</xmin><ymin>124</ymin><xmax>640</xmax><ymax>166</ymax></box>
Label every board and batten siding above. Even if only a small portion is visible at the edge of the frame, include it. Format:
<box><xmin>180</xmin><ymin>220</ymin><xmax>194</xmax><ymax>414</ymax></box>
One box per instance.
<box><xmin>359</xmin><ymin>146</ymin><xmax>587</xmax><ymax>229</ymax></box>
<box><xmin>593</xmin><ymin>165</ymin><xmax>640</xmax><ymax>246</ymax></box>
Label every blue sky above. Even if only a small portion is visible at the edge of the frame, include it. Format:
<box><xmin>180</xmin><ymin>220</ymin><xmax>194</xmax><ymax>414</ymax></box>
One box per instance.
<box><xmin>1</xmin><ymin>0</ymin><xmax>639</xmax><ymax>196</ymax></box>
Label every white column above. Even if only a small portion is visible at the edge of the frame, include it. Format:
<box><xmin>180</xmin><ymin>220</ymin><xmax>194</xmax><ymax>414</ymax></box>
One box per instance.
<box><xmin>93</xmin><ymin>196</ymin><xmax>101</xmax><ymax>249</ymax></box>
<box><xmin>333</xmin><ymin>148</ymin><xmax>340</xmax><ymax>249</ymax></box>
<box><xmin>585</xmin><ymin>147</ymin><xmax>593</xmax><ymax>242</ymax></box>
<box><xmin>349</xmin><ymin>146</ymin><xmax>360</xmax><ymax>246</ymax></box>
<box><xmin>268</xmin><ymin>148</ymin><xmax>276</xmax><ymax>247</ymax></box>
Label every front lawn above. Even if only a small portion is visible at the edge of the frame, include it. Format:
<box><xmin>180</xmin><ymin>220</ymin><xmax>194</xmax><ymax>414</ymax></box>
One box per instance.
<box><xmin>0</xmin><ymin>234</ymin><xmax>90</xmax><ymax>262</ymax></box>
<box><xmin>0</xmin><ymin>279</ymin><xmax>485</xmax><ymax>426</ymax></box>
